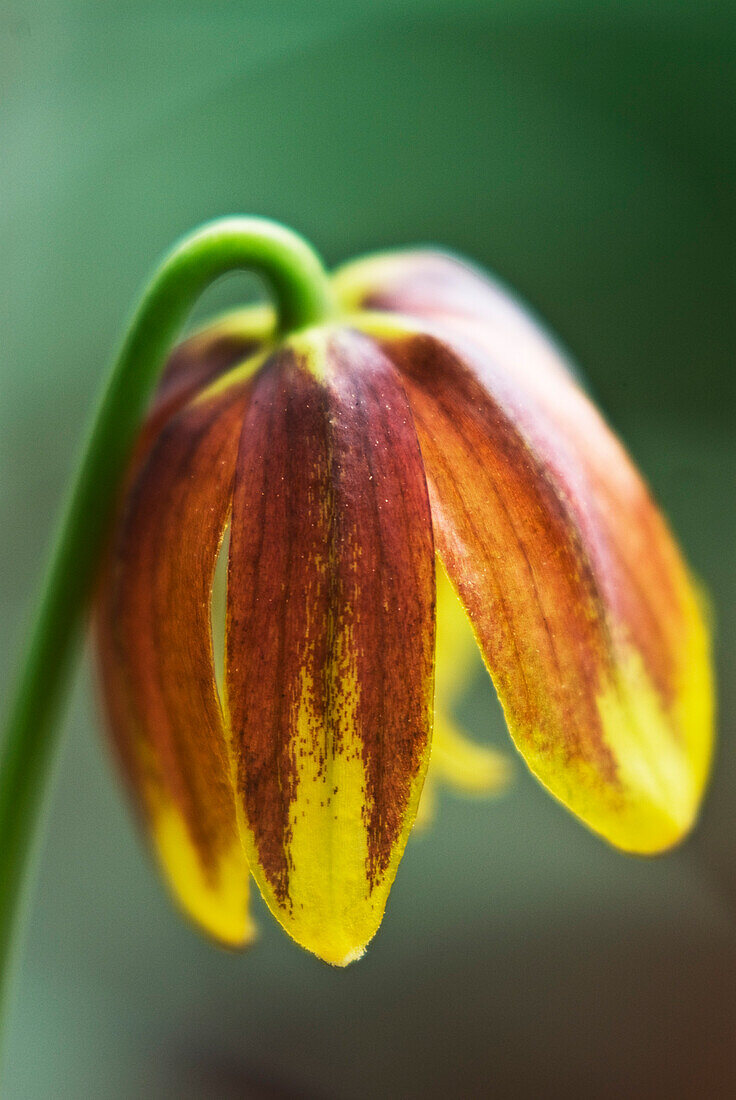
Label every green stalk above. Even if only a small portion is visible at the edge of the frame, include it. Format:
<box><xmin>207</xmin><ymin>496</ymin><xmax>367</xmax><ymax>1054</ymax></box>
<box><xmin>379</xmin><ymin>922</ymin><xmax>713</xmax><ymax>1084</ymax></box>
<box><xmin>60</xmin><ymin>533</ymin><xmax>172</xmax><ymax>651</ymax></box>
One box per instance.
<box><xmin>0</xmin><ymin>216</ymin><xmax>334</xmax><ymax>1069</ymax></box>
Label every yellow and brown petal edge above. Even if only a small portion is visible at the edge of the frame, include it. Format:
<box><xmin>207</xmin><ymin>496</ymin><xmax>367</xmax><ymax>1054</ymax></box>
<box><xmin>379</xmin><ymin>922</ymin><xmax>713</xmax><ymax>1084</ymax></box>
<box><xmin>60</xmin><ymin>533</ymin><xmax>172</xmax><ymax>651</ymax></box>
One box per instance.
<box><xmin>224</xmin><ymin>326</ymin><xmax>436</xmax><ymax>965</ymax></box>
<box><xmin>347</xmin><ymin>286</ymin><xmax>713</xmax><ymax>857</ymax></box>
<box><xmin>96</xmin><ymin>314</ymin><xmax>272</xmax><ymax>948</ymax></box>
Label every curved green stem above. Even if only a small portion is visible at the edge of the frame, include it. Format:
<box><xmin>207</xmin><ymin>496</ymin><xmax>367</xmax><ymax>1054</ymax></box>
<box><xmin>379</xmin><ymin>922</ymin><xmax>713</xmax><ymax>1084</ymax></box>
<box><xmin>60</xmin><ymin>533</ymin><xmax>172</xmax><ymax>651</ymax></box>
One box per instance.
<box><xmin>0</xmin><ymin>216</ymin><xmax>334</xmax><ymax>1069</ymax></box>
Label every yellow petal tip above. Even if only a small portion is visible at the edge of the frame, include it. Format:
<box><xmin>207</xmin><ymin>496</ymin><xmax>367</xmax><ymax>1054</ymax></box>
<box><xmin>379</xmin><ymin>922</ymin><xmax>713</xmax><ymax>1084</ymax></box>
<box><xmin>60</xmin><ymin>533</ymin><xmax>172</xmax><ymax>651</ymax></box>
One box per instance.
<box><xmin>272</xmin><ymin>914</ymin><xmax>373</xmax><ymax>967</ymax></box>
<box><xmin>571</xmin><ymin>625</ymin><xmax>713</xmax><ymax>857</ymax></box>
<box><xmin>329</xmin><ymin>943</ymin><xmax>368</xmax><ymax>968</ymax></box>
<box><xmin>152</xmin><ymin>802</ymin><xmax>254</xmax><ymax>949</ymax></box>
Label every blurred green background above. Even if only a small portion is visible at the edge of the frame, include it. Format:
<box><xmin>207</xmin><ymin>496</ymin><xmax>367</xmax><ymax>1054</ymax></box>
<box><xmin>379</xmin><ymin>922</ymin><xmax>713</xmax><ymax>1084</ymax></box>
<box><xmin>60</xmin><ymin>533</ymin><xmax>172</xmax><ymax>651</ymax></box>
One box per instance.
<box><xmin>1</xmin><ymin>2</ymin><xmax>735</xmax><ymax>1096</ymax></box>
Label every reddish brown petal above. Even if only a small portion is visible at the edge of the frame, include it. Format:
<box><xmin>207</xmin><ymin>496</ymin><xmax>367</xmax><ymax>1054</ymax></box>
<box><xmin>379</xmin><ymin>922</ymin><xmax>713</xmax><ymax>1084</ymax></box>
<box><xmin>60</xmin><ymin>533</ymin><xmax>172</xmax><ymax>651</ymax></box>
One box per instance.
<box><xmin>226</xmin><ymin>327</ymin><xmax>435</xmax><ymax>964</ymax></box>
<box><xmin>337</xmin><ymin>249</ymin><xmax>706</xmax><ymax>723</ymax></box>
<box><xmin>96</xmin><ymin>378</ymin><xmax>254</xmax><ymax>946</ymax></box>
<box><xmin>371</xmin><ymin>321</ymin><xmax>712</xmax><ymax>855</ymax></box>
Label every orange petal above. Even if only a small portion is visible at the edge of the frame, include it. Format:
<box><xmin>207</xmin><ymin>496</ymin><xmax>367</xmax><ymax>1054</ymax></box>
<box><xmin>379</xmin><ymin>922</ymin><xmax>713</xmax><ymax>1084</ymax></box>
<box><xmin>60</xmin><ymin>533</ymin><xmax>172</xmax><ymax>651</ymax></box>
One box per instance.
<box><xmin>226</xmin><ymin>327</ymin><xmax>435</xmax><ymax>964</ymax></box>
<box><xmin>368</xmin><ymin>316</ymin><xmax>712</xmax><ymax>856</ymax></box>
<box><xmin>96</xmin><ymin>377</ymin><xmax>255</xmax><ymax>946</ymax></box>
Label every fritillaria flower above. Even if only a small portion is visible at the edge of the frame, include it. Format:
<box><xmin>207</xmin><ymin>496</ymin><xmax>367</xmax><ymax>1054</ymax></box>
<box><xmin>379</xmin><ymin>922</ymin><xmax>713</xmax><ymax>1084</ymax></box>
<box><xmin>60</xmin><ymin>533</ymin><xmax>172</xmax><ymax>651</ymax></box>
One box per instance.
<box><xmin>96</xmin><ymin>247</ymin><xmax>713</xmax><ymax>965</ymax></box>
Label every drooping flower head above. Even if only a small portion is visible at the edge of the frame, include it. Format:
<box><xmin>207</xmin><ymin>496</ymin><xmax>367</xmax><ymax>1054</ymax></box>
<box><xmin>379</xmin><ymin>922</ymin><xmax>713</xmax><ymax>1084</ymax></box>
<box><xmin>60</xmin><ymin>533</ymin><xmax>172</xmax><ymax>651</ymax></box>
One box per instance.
<box><xmin>96</xmin><ymin>247</ymin><xmax>713</xmax><ymax>965</ymax></box>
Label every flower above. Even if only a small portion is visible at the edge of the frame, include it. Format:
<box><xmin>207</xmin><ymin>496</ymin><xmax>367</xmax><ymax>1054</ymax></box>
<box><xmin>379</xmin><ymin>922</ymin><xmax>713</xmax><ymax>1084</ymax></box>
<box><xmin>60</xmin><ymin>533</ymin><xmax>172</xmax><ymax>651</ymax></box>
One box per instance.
<box><xmin>96</xmin><ymin>247</ymin><xmax>713</xmax><ymax>966</ymax></box>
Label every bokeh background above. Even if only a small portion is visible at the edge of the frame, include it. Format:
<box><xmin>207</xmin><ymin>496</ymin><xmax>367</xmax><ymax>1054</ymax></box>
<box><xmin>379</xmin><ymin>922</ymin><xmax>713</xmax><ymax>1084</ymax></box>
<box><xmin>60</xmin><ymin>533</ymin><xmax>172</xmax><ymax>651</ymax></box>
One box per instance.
<box><xmin>2</xmin><ymin>2</ymin><xmax>735</xmax><ymax>1096</ymax></box>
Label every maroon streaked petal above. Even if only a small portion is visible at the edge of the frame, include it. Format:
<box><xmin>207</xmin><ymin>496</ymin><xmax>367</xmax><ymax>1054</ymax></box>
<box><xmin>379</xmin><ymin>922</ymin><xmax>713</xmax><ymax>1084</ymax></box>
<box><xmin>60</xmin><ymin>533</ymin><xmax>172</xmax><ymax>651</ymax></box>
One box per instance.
<box><xmin>338</xmin><ymin>246</ymin><xmax>704</xmax><ymax>712</ymax></box>
<box><xmin>374</xmin><ymin>323</ymin><xmax>712</xmax><ymax>855</ymax></box>
<box><xmin>96</xmin><ymin>380</ymin><xmax>254</xmax><ymax>947</ymax></box>
<box><xmin>226</xmin><ymin>327</ymin><xmax>435</xmax><ymax>965</ymax></box>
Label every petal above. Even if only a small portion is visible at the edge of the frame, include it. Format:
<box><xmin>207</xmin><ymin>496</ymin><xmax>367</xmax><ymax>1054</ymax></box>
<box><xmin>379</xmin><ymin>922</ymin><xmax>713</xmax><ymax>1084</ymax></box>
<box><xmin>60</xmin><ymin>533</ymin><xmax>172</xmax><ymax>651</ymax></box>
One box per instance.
<box><xmin>415</xmin><ymin>558</ymin><xmax>511</xmax><ymax>830</ymax></box>
<box><xmin>433</xmin><ymin>558</ymin><xmax>511</xmax><ymax>798</ymax></box>
<box><xmin>431</xmin><ymin>714</ymin><xmax>510</xmax><ymax>797</ymax></box>
<box><xmin>226</xmin><ymin>327</ymin><xmax>435</xmax><ymax>965</ymax></box>
<box><xmin>434</xmin><ymin>554</ymin><xmax>482</xmax><ymax>704</ymax></box>
<box><xmin>106</xmin><ymin>306</ymin><xmax>274</xmax><ymax>529</ymax></box>
<box><xmin>334</xmin><ymin>249</ymin><xmax>523</xmax><ymax>327</ymax></box>
<box><xmin>149</xmin><ymin>305</ymin><xmax>274</xmax><ymax>439</ymax></box>
<box><xmin>413</xmin><ymin>772</ymin><xmax>437</xmax><ymax>831</ymax></box>
<box><xmin>371</xmin><ymin>321</ymin><xmax>712</xmax><ymax>855</ymax></box>
<box><xmin>96</xmin><ymin>376</ymin><xmax>256</xmax><ymax>946</ymax></box>
<box><xmin>334</xmin><ymin>248</ymin><xmax>583</xmax><ymax>386</ymax></box>
<box><xmin>415</xmin><ymin>717</ymin><xmax>508</xmax><ymax>831</ymax></box>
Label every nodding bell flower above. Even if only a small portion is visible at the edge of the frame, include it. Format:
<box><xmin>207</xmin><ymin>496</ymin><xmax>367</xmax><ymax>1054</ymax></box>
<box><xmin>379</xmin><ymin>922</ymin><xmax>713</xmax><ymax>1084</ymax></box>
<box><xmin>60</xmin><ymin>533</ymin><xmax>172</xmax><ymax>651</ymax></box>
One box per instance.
<box><xmin>96</xmin><ymin>246</ymin><xmax>713</xmax><ymax>966</ymax></box>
